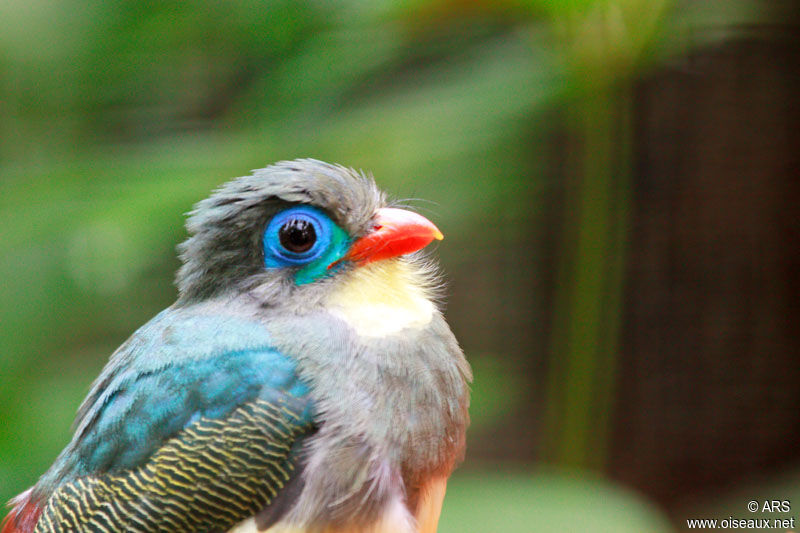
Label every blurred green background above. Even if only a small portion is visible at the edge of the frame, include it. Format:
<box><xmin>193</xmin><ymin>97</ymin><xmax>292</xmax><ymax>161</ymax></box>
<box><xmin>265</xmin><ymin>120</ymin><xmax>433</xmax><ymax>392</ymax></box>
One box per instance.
<box><xmin>1</xmin><ymin>1</ymin><xmax>798</xmax><ymax>531</ymax></box>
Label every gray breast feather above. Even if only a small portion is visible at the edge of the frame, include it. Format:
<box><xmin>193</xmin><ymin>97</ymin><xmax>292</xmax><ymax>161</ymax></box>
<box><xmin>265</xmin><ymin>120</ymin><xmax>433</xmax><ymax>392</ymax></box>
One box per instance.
<box><xmin>262</xmin><ymin>308</ymin><xmax>471</xmax><ymax>527</ymax></box>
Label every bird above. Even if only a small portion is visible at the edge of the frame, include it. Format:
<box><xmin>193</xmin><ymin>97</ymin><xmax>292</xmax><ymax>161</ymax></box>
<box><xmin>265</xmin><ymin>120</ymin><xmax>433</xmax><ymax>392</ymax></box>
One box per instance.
<box><xmin>2</xmin><ymin>159</ymin><xmax>471</xmax><ymax>533</ymax></box>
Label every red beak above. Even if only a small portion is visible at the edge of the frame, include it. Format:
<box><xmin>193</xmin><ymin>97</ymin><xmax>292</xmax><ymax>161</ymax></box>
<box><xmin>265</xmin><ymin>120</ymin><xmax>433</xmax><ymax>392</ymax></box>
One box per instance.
<box><xmin>335</xmin><ymin>207</ymin><xmax>443</xmax><ymax>267</ymax></box>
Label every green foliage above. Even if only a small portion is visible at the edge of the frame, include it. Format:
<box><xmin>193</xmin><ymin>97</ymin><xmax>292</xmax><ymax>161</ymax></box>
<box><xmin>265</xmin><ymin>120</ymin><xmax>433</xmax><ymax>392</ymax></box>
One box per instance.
<box><xmin>440</xmin><ymin>469</ymin><xmax>674</xmax><ymax>532</ymax></box>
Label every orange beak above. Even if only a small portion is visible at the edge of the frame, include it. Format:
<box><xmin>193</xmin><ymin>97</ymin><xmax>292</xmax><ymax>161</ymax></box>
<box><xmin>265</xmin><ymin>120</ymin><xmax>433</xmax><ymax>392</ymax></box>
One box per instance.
<box><xmin>334</xmin><ymin>207</ymin><xmax>443</xmax><ymax>267</ymax></box>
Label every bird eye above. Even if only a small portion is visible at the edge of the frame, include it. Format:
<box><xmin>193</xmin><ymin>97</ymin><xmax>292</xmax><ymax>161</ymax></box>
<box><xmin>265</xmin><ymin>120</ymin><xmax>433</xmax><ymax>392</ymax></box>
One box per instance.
<box><xmin>263</xmin><ymin>207</ymin><xmax>329</xmax><ymax>266</ymax></box>
<box><xmin>279</xmin><ymin>218</ymin><xmax>316</xmax><ymax>253</ymax></box>
<box><xmin>263</xmin><ymin>205</ymin><xmax>350</xmax><ymax>281</ymax></box>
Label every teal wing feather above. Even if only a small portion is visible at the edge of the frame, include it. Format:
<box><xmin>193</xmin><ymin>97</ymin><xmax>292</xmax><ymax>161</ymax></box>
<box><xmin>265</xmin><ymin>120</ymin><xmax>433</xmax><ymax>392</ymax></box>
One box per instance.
<box><xmin>36</xmin><ymin>394</ymin><xmax>312</xmax><ymax>532</ymax></box>
<box><xmin>30</xmin><ymin>311</ymin><xmax>316</xmax><ymax>533</ymax></box>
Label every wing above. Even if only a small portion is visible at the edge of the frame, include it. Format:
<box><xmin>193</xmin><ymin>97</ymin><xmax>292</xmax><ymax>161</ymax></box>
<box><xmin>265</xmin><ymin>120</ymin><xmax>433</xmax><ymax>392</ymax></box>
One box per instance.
<box><xmin>4</xmin><ymin>311</ymin><xmax>316</xmax><ymax>533</ymax></box>
<box><xmin>37</xmin><ymin>387</ymin><xmax>313</xmax><ymax>532</ymax></box>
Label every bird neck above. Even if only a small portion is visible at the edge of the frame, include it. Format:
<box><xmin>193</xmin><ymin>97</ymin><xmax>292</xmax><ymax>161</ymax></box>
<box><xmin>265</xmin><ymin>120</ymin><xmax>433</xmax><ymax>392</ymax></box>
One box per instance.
<box><xmin>324</xmin><ymin>259</ymin><xmax>437</xmax><ymax>338</ymax></box>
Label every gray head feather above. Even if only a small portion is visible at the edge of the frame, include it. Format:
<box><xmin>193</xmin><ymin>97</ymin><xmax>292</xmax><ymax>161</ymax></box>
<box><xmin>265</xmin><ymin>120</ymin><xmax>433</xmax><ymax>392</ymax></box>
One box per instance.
<box><xmin>175</xmin><ymin>159</ymin><xmax>385</xmax><ymax>304</ymax></box>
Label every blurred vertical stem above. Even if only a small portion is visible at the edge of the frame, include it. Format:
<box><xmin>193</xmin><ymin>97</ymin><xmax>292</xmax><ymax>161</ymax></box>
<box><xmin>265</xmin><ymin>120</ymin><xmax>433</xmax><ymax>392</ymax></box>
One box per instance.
<box><xmin>536</xmin><ymin>0</ymin><xmax>668</xmax><ymax>469</ymax></box>
<box><xmin>543</xmin><ymin>84</ymin><xmax>631</xmax><ymax>469</ymax></box>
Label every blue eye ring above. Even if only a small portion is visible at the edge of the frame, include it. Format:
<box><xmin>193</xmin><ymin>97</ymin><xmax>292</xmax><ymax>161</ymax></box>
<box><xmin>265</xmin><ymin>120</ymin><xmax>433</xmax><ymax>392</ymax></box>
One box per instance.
<box><xmin>263</xmin><ymin>206</ymin><xmax>332</xmax><ymax>267</ymax></box>
<box><xmin>263</xmin><ymin>205</ymin><xmax>352</xmax><ymax>284</ymax></box>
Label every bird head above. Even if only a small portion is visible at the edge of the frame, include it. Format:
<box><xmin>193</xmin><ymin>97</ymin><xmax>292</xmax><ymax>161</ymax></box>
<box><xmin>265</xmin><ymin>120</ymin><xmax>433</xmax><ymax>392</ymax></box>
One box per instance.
<box><xmin>175</xmin><ymin>159</ymin><xmax>443</xmax><ymax>312</ymax></box>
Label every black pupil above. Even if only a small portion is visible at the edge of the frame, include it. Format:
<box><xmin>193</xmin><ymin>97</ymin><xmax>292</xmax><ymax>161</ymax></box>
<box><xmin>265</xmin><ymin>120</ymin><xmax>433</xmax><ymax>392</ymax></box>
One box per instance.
<box><xmin>279</xmin><ymin>218</ymin><xmax>316</xmax><ymax>253</ymax></box>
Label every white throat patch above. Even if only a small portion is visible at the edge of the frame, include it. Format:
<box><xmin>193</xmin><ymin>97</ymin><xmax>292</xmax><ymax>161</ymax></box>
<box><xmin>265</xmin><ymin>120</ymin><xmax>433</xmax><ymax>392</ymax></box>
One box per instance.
<box><xmin>325</xmin><ymin>260</ymin><xmax>436</xmax><ymax>338</ymax></box>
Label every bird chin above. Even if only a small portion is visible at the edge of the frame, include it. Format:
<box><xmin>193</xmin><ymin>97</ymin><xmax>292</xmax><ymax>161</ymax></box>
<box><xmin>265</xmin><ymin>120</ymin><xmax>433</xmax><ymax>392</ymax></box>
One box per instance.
<box><xmin>323</xmin><ymin>260</ymin><xmax>436</xmax><ymax>338</ymax></box>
